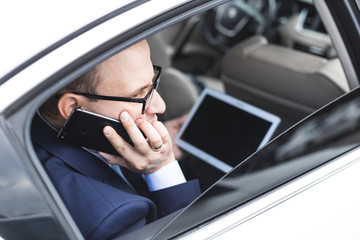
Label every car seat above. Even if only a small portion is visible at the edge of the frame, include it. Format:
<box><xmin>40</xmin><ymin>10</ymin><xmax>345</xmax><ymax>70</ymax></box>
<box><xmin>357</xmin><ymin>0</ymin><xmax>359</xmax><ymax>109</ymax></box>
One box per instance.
<box><xmin>221</xmin><ymin>35</ymin><xmax>349</xmax><ymax>133</ymax></box>
<box><xmin>148</xmin><ymin>33</ymin><xmax>199</xmax><ymax>121</ymax></box>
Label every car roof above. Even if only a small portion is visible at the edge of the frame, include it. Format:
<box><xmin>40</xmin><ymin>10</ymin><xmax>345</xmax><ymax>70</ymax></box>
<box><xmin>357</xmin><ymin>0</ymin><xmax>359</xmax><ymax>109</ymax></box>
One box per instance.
<box><xmin>0</xmin><ymin>0</ymin><xmax>135</xmax><ymax>81</ymax></box>
<box><xmin>0</xmin><ymin>0</ymin><xmax>202</xmax><ymax>113</ymax></box>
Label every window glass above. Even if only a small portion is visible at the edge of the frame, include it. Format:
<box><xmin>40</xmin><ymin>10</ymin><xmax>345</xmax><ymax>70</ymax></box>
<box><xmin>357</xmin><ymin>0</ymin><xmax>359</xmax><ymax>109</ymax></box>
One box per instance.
<box><xmin>157</xmin><ymin>86</ymin><xmax>360</xmax><ymax>238</ymax></box>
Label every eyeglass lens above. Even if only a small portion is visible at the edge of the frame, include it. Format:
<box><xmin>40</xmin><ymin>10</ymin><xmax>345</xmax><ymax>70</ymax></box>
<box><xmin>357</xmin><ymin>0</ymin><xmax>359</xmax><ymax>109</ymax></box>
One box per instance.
<box><xmin>144</xmin><ymin>89</ymin><xmax>155</xmax><ymax>114</ymax></box>
<box><xmin>143</xmin><ymin>68</ymin><xmax>160</xmax><ymax>114</ymax></box>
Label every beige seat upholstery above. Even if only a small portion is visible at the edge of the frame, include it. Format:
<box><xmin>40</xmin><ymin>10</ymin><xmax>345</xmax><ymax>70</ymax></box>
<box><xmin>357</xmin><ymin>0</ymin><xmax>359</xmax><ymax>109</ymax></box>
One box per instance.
<box><xmin>156</xmin><ymin>67</ymin><xmax>199</xmax><ymax>120</ymax></box>
<box><xmin>148</xmin><ymin>34</ymin><xmax>199</xmax><ymax>121</ymax></box>
<box><xmin>221</xmin><ymin>35</ymin><xmax>349</xmax><ymax>132</ymax></box>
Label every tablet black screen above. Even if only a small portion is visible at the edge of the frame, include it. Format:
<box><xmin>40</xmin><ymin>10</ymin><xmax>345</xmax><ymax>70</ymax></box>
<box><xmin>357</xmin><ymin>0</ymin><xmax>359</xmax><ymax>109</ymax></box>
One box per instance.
<box><xmin>180</xmin><ymin>95</ymin><xmax>272</xmax><ymax>167</ymax></box>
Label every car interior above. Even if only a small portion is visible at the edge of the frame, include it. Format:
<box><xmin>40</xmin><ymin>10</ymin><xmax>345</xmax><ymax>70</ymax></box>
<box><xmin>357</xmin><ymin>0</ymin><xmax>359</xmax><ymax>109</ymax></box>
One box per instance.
<box><xmin>139</xmin><ymin>0</ymin><xmax>351</xmax><ymax>191</ymax></box>
<box><xmin>150</xmin><ymin>0</ymin><xmax>349</xmax><ymax>137</ymax></box>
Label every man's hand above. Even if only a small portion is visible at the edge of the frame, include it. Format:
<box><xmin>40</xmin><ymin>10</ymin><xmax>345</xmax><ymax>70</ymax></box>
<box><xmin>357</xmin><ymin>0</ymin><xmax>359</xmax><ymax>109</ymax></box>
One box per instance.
<box><xmin>163</xmin><ymin>114</ymin><xmax>188</xmax><ymax>159</ymax></box>
<box><xmin>100</xmin><ymin>111</ymin><xmax>176</xmax><ymax>174</ymax></box>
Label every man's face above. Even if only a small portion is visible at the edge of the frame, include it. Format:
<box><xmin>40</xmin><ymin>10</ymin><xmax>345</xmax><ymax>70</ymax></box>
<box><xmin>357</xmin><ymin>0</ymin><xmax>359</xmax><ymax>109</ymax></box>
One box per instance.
<box><xmin>82</xmin><ymin>40</ymin><xmax>166</xmax><ymax>123</ymax></box>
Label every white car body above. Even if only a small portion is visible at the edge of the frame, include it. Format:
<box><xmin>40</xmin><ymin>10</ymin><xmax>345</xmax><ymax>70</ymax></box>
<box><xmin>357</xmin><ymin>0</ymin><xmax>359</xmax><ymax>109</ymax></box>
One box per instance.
<box><xmin>1</xmin><ymin>0</ymin><xmax>360</xmax><ymax>239</ymax></box>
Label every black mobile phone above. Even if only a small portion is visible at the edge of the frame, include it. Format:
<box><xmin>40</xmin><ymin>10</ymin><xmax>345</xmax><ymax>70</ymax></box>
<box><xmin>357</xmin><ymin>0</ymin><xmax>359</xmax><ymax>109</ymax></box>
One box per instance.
<box><xmin>57</xmin><ymin>108</ymin><xmax>134</xmax><ymax>156</ymax></box>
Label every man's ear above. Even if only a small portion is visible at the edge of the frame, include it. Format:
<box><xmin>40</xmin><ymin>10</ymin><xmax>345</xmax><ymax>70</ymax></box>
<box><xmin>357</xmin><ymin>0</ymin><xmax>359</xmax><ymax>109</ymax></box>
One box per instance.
<box><xmin>57</xmin><ymin>93</ymin><xmax>82</xmax><ymax>120</ymax></box>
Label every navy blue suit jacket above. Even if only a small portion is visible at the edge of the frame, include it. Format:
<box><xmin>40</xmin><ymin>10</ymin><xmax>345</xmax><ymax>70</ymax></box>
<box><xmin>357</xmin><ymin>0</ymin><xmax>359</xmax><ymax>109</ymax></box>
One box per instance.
<box><xmin>31</xmin><ymin>114</ymin><xmax>200</xmax><ymax>239</ymax></box>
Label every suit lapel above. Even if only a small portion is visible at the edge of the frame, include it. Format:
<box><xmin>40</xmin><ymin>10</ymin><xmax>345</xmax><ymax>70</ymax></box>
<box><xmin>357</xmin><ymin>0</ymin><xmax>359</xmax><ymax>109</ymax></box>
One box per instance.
<box><xmin>31</xmin><ymin>114</ymin><xmax>135</xmax><ymax>193</ymax></box>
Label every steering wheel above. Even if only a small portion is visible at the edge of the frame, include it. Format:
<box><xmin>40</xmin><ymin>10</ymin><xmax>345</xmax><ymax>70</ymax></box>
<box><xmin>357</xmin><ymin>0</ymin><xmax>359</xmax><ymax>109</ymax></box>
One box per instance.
<box><xmin>204</xmin><ymin>0</ymin><xmax>276</xmax><ymax>52</ymax></box>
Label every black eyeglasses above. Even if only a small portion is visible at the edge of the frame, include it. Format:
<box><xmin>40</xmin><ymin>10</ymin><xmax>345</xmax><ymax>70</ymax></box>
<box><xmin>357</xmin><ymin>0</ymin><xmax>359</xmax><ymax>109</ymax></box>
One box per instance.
<box><xmin>72</xmin><ymin>65</ymin><xmax>161</xmax><ymax>115</ymax></box>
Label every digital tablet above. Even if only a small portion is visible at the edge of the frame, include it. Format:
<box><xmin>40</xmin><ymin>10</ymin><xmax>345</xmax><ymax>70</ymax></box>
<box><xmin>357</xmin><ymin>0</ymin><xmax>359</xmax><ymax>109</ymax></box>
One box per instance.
<box><xmin>175</xmin><ymin>88</ymin><xmax>281</xmax><ymax>173</ymax></box>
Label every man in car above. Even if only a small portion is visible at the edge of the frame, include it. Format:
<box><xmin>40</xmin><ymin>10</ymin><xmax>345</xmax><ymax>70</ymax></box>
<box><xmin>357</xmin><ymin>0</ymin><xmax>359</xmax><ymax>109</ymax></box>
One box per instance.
<box><xmin>31</xmin><ymin>40</ymin><xmax>201</xmax><ymax>240</ymax></box>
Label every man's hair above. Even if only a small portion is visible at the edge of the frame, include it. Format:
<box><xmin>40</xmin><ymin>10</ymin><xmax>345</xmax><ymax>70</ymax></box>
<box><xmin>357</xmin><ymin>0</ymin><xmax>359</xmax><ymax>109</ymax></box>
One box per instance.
<box><xmin>40</xmin><ymin>65</ymin><xmax>102</xmax><ymax>126</ymax></box>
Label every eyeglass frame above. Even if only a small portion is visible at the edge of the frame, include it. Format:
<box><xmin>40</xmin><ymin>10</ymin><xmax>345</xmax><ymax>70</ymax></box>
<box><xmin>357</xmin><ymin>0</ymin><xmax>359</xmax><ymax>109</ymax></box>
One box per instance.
<box><xmin>71</xmin><ymin>65</ymin><xmax>162</xmax><ymax>115</ymax></box>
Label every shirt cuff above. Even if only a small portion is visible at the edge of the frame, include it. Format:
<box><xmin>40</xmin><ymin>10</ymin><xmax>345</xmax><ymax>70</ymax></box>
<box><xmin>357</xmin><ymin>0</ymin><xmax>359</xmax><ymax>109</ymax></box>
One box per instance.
<box><xmin>143</xmin><ymin>161</ymin><xmax>186</xmax><ymax>192</ymax></box>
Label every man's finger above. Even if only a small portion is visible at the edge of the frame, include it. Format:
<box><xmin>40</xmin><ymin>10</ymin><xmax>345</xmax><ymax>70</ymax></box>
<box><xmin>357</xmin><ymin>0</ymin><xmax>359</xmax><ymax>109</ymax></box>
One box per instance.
<box><xmin>136</xmin><ymin>119</ymin><xmax>163</xmax><ymax>151</ymax></box>
<box><xmin>152</xmin><ymin>121</ymin><xmax>171</xmax><ymax>144</ymax></box>
<box><xmin>103</xmin><ymin>126</ymin><xmax>132</xmax><ymax>157</ymax></box>
<box><xmin>119</xmin><ymin>111</ymin><xmax>148</xmax><ymax>151</ymax></box>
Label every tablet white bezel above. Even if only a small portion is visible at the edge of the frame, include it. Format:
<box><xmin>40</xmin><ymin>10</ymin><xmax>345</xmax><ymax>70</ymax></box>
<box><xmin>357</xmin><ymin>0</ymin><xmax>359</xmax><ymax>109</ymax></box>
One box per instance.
<box><xmin>175</xmin><ymin>88</ymin><xmax>281</xmax><ymax>173</ymax></box>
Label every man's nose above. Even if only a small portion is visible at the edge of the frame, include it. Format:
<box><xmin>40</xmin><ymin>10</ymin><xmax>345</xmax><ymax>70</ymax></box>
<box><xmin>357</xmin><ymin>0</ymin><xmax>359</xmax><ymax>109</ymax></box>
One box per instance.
<box><xmin>147</xmin><ymin>90</ymin><xmax>166</xmax><ymax>114</ymax></box>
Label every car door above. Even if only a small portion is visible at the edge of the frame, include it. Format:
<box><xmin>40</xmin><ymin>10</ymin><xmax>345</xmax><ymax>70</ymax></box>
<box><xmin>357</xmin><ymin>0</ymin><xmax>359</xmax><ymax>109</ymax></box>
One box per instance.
<box><xmin>0</xmin><ymin>1</ymin><xmax>226</xmax><ymax>239</ymax></box>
